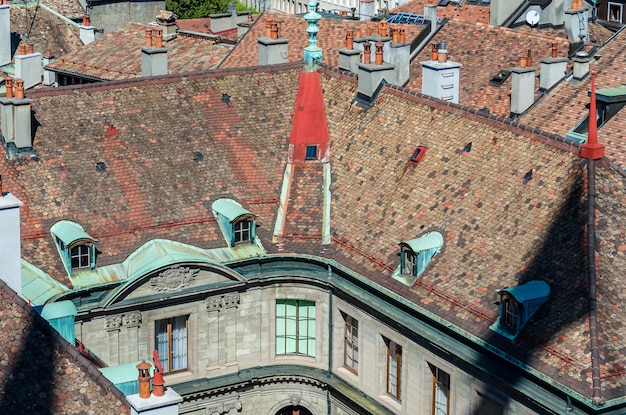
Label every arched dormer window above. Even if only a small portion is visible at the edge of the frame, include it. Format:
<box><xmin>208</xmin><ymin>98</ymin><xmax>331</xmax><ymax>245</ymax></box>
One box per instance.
<box><xmin>212</xmin><ymin>198</ymin><xmax>257</xmax><ymax>247</ymax></box>
<box><xmin>50</xmin><ymin>220</ymin><xmax>98</xmax><ymax>274</ymax></box>
<box><xmin>490</xmin><ymin>280</ymin><xmax>550</xmax><ymax>340</ymax></box>
<box><xmin>393</xmin><ymin>231</ymin><xmax>444</xmax><ymax>286</ymax></box>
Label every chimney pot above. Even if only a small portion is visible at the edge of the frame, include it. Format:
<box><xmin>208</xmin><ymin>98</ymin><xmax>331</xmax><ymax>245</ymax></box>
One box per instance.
<box><xmin>399</xmin><ymin>28</ymin><xmax>405</xmax><ymax>43</ymax></box>
<box><xmin>355</xmin><ymin>28</ymin><xmax>361</xmax><ymax>38</ymax></box>
<box><xmin>27</xmin><ymin>42</ymin><xmax>34</xmax><ymax>54</ymax></box>
<box><xmin>527</xmin><ymin>49</ymin><xmax>532</xmax><ymax>67</ymax></box>
<box><xmin>19</xmin><ymin>43</ymin><xmax>26</xmax><ymax>56</ymax></box>
<box><xmin>391</xmin><ymin>25</ymin><xmax>398</xmax><ymax>43</ymax></box>
<box><xmin>363</xmin><ymin>41</ymin><xmax>371</xmax><ymax>64</ymax></box>
<box><xmin>82</xmin><ymin>15</ymin><xmax>90</xmax><ymax>26</ymax></box>
<box><xmin>5</xmin><ymin>76</ymin><xmax>13</xmax><ymax>99</ymax></box>
<box><xmin>248</xmin><ymin>13</ymin><xmax>253</xmax><ymax>22</ymax></box>
<box><xmin>374</xmin><ymin>25</ymin><xmax>380</xmax><ymax>36</ymax></box>
<box><xmin>375</xmin><ymin>40</ymin><xmax>383</xmax><ymax>65</ymax></box>
<box><xmin>380</xmin><ymin>20</ymin><xmax>388</xmax><ymax>36</ymax></box>
<box><xmin>431</xmin><ymin>42</ymin><xmax>439</xmax><ymax>61</ymax></box>
<box><xmin>271</xmin><ymin>22</ymin><xmax>278</xmax><ymax>39</ymax></box>
<box><xmin>519</xmin><ymin>56</ymin><xmax>527</xmax><ymax>68</ymax></box>
<box><xmin>551</xmin><ymin>42</ymin><xmax>558</xmax><ymax>58</ymax></box>
<box><xmin>136</xmin><ymin>360</ymin><xmax>152</xmax><ymax>399</ymax></box>
<box><xmin>153</xmin><ymin>27</ymin><xmax>163</xmax><ymax>48</ymax></box>
<box><xmin>266</xmin><ymin>17</ymin><xmax>273</xmax><ymax>38</ymax></box>
<box><xmin>0</xmin><ymin>175</ymin><xmax>2</xmax><ymax>196</ymax></box>
<box><xmin>365</xmin><ymin>26</ymin><xmax>371</xmax><ymax>36</ymax></box>
<box><xmin>14</xmin><ymin>79</ymin><xmax>24</xmax><ymax>99</ymax></box>
<box><xmin>346</xmin><ymin>30</ymin><xmax>354</xmax><ymax>49</ymax></box>
<box><xmin>145</xmin><ymin>29</ymin><xmax>153</xmax><ymax>47</ymax></box>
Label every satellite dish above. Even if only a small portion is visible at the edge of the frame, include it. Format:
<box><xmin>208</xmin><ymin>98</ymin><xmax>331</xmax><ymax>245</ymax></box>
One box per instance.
<box><xmin>526</xmin><ymin>10</ymin><xmax>540</xmax><ymax>26</ymax></box>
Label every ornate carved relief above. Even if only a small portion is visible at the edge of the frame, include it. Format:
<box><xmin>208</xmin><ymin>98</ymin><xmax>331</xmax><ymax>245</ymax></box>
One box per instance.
<box><xmin>150</xmin><ymin>266</ymin><xmax>199</xmax><ymax>292</ymax></box>
<box><xmin>105</xmin><ymin>311</ymin><xmax>143</xmax><ymax>331</ymax></box>
<box><xmin>290</xmin><ymin>394</ymin><xmax>301</xmax><ymax>406</ymax></box>
<box><xmin>205</xmin><ymin>400</ymin><xmax>242</xmax><ymax>414</ymax></box>
<box><xmin>206</xmin><ymin>293</ymin><xmax>241</xmax><ymax>312</ymax></box>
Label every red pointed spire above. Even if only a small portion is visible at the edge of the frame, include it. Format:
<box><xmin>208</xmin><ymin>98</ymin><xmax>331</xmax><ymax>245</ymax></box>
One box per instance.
<box><xmin>580</xmin><ymin>71</ymin><xmax>605</xmax><ymax>160</ymax></box>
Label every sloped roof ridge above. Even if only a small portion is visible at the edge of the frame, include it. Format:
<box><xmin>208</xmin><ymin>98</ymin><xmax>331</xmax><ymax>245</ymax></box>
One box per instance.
<box><xmin>27</xmin><ymin>62</ymin><xmax>306</xmax><ymax>99</ymax></box>
<box><xmin>0</xmin><ymin>280</ymin><xmax>131</xmax><ymax>409</ymax></box>
<box><xmin>451</xmin><ymin>18</ymin><xmax>570</xmax><ymax>43</ymax></box>
<box><xmin>215</xmin><ymin>10</ymin><xmax>265</xmax><ymax>69</ymax></box>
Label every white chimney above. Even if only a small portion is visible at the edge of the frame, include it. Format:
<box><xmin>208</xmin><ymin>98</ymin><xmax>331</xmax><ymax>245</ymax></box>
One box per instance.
<box><xmin>564</xmin><ymin>3</ymin><xmax>590</xmax><ymax>42</ymax></box>
<box><xmin>142</xmin><ymin>28</ymin><xmax>168</xmax><ymax>77</ymax></box>
<box><xmin>357</xmin><ymin>41</ymin><xmax>395</xmax><ymax>103</ymax></box>
<box><xmin>389</xmin><ymin>26</ymin><xmax>410</xmax><ymax>86</ymax></box>
<box><xmin>258</xmin><ymin>18</ymin><xmax>288</xmax><ymax>65</ymax></box>
<box><xmin>14</xmin><ymin>42</ymin><xmax>42</xmax><ymax>90</ymax></box>
<box><xmin>0</xmin><ymin>3</ymin><xmax>10</xmax><ymax>66</ymax></box>
<box><xmin>156</xmin><ymin>10</ymin><xmax>178</xmax><ymax>42</ymax></box>
<box><xmin>360</xmin><ymin>0</ymin><xmax>375</xmax><ymax>21</ymax></box>
<box><xmin>338</xmin><ymin>30</ymin><xmax>360</xmax><ymax>73</ymax></box>
<box><xmin>80</xmin><ymin>15</ymin><xmax>97</xmax><ymax>45</ymax></box>
<box><xmin>572</xmin><ymin>52</ymin><xmax>591</xmax><ymax>80</ymax></box>
<box><xmin>424</xmin><ymin>4</ymin><xmax>438</xmax><ymax>33</ymax></box>
<box><xmin>0</xmin><ymin>176</ymin><xmax>24</xmax><ymax>297</ymax></box>
<box><xmin>510</xmin><ymin>56</ymin><xmax>536</xmax><ymax>115</ymax></box>
<box><xmin>43</xmin><ymin>50</ymin><xmax>57</xmax><ymax>86</ymax></box>
<box><xmin>420</xmin><ymin>41</ymin><xmax>462</xmax><ymax>104</ymax></box>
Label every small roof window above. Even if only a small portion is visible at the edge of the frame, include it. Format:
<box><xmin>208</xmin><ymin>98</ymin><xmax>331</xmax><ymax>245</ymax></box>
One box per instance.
<box><xmin>392</xmin><ymin>231</ymin><xmax>444</xmax><ymax>286</ymax></box>
<box><xmin>490</xmin><ymin>280</ymin><xmax>550</xmax><ymax>340</ymax></box>
<box><xmin>50</xmin><ymin>220</ymin><xmax>98</xmax><ymax>274</ymax></box>
<box><xmin>212</xmin><ymin>198</ymin><xmax>257</xmax><ymax>247</ymax></box>
<box><xmin>409</xmin><ymin>146</ymin><xmax>427</xmax><ymax>165</ymax></box>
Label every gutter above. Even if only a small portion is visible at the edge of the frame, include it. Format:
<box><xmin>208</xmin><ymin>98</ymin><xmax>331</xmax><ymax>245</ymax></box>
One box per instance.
<box><xmin>586</xmin><ymin>158</ymin><xmax>603</xmax><ymax>405</ymax></box>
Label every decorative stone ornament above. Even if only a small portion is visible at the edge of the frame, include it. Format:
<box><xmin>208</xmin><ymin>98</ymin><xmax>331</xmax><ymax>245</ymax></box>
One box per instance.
<box><xmin>150</xmin><ymin>266</ymin><xmax>199</xmax><ymax>292</ymax></box>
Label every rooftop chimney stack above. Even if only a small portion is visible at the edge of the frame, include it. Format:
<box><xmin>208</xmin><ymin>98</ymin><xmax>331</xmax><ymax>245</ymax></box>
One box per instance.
<box><xmin>156</xmin><ymin>10</ymin><xmax>178</xmax><ymax>42</ymax></box>
<box><xmin>339</xmin><ymin>29</ymin><xmax>360</xmax><ymax>73</ymax></box>
<box><xmin>564</xmin><ymin>1</ymin><xmax>590</xmax><ymax>42</ymax></box>
<box><xmin>0</xmin><ymin>2</ymin><xmax>10</xmax><ymax>66</ymax></box>
<box><xmin>0</xmin><ymin>175</ymin><xmax>25</xmax><ymax>297</ymax></box>
<box><xmin>258</xmin><ymin>17</ymin><xmax>288</xmax><ymax>65</ymax></box>
<box><xmin>539</xmin><ymin>42</ymin><xmax>568</xmax><ymax>91</ymax></box>
<box><xmin>572</xmin><ymin>51</ymin><xmax>591</xmax><ymax>80</ymax></box>
<box><xmin>80</xmin><ymin>15</ymin><xmax>97</xmax><ymax>45</ymax></box>
<box><xmin>424</xmin><ymin>4</ymin><xmax>438</xmax><ymax>33</ymax></box>
<box><xmin>127</xmin><ymin>356</ymin><xmax>183</xmax><ymax>415</ymax></box>
<box><xmin>356</xmin><ymin>36</ymin><xmax>395</xmax><ymax>103</ymax></box>
<box><xmin>359</xmin><ymin>0</ymin><xmax>374</xmax><ymax>21</ymax></box>
<box><xmin>14</xmin><ymin>41</ymin><xmax>42</xmax><ymax>90</ymax></box>
<box><xmin>142</xmin><ymin>28</ymin><xmax>168</xmax><ymax>77</ymax></box>
<box><xmin>420</xmin><ymin>40</ymin><xmax>462</xmax><ymax>103</ymax></box>
<box><xmin>389</xmin><ymin>26</ymin><xmax>410</xmax><ymax>86</ymax></box>
<box><xmin>510</xmin><ymin>54</ymin><xmax>537</xmax><ymax>115</ymax></box>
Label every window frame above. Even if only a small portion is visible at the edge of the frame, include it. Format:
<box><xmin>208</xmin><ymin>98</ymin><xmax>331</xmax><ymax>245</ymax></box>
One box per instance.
<box><xmin>233</xmin><ymin>219</ymin><xmax>251</xmax><ymax>244</ymax></box>
<box><xmin>502</xmin><ymin>294</ymin><xmax>519</xmax><ymax>332</ymax></box>
<box><xmin>608</xmin><ymin>2</ymin><xmax>623</xmax><ymax>23</ymax></box>
<box><xmin>155</xmin><ymin>315</ymin><xmax>189</xmax><ymax>374</ymax></box>
<box><xmin>400</xmin><ymin>246</ymin><xmax>416</xmax><ymax>276</ymax></box>
<box><xmin>305</xmin><ymin>145</ymin><xmax>318</xmax><ymax>160</ymax></box>
<box><xmin>275</xmin><ymin>299</ymin><xmax>316</xmax><ymax>357</ymax></box>
<box><xmin>70</xmin><ymin>244</ymin><xmax>91</xmax><ymax>270</ymax></box>
<box><xmin>385</xmin><ymin>338</ymin><xmax>402</xmax><ymax>400</ymax></box>
<box><xmin>429</xmin><ymin>363</ymin><xmax>451</xmax><ymax>415</ymax></box>
<box><xmin>343</xmin><ymin>313</ymin><xmax>359</xmax><ymax>373</ymax></box>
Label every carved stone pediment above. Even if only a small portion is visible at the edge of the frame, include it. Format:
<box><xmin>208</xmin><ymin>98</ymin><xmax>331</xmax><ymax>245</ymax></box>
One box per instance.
<box><xmin>150</xmin><ymin>266</ymin><xmax>199</xmax><ymax>292</ymax></box>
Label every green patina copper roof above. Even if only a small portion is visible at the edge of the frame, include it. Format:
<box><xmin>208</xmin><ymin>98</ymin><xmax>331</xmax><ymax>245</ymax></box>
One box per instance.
<box><xmin>596</xmin><ymin>85</ymin><xmax>626</xmax><ymax>102</ymax></box>
<box><xmin>211</xmin><ymin>198</ymin><xmax>255</xmax><ymax>223</ymax></box>
<box><xmin>50</xmin><ymin>220</ymin><xmax>96</xmax><ymax>245</ymax></box>
<box><xmin>400</xmin><ymin>231</ymin><xmax>444</xmax><ymax>252</ymax></box>
<box><xmin>69</xmin><ymin>238</ymin><xmax>266</xmax><ymax>289</ymax></box>
<box><xmin>40</xmin><ymin>300</ymin><xmax>77</xmax><ymax>320</ymax></box>
<box><xmin>500</xmin><ymin>280</ymin><xmax>550</xmax><ymax>303</ymax></box>
<box><xmin>99</xmin><ymin>360</ymin><xmax>155</xmax><ymax>385</ymax></box>
<box><xmin>22</xmin><ymin>259</ymin><xmax>69</xmax><ymax>306</ymax></box>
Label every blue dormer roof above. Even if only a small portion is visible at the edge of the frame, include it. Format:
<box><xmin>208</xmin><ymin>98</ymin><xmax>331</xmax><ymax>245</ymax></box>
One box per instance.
<box><xmin>212</xmin><ymin>198</ymin><xmax>255</xmax><ymax>223</ymax></box>
<box><xmin>212</xmin><ymin>198</ymin><xmax>257</xmax><ymax>247</ymax></box>
<box><xmin>400</xmin><ymin>231</ymin><xmax>444</xmax><ymax>252</ymax></box>
<box><xmin>50</xmin><ymin>220</ymin><xmax>97</xmax><ymax>246</ymax></box>
<box><xmin>491</xmin><ymin>280</ymin><xmax>550</xmax><ymax>340</ymax></box>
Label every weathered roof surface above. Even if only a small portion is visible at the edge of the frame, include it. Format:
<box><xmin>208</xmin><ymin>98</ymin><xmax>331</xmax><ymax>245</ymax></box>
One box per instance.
<box><xmin>391</xmin><ymin>0</ymin><xmax>490</xmax><ymax>24</ymax></box>
<box><xmin>520</xmin><ymin>27</ymin><xmax>626</xmax><ymax>172</ymax></box>
<box><xmin>3</xmin><ymin>58</ymin><xmax>626</xmax><ymax>405</ymax></box>
<box><xmin>0</xmin><ymin>281</ymin><xmax>129</xmax><ymax>413</ymax></box>
<box><xmin>406</xmin><ymin>19</ymin><xmax>571</xmax><ymax>117</ymax></box>
<box><xmin>9</xmin><ymin>5</ymin><xmax>83</xmax><ymax>58</ymax></box>
<box><xmin>39</xmin><ymin>0</ymin><xmax>85</xmax><ymax>20</ymax></box>
<box><xmin>46</xmin><ymin>22</ymin><xmax>233</xmax><ymax>80</ymax></box>
<box><xmin>219</xmin><ymin>12</ymin><xmax>423</xmax><ymax>68</ymax></box>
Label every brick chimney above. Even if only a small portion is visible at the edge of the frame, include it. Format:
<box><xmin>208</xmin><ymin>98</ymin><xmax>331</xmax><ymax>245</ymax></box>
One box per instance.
<box><xmin>43</xmin><ymin>49</ymin><xmax>57</xmax><ymax>86</ymax></box>
<box><xmin>80</xmin><ymin>15</ymin><xmax>97</xmax><ymax>45</ymax></box>
<box><xmin>539</xmin><ymin>43</ymin><xmax>568</xmax><ymax>91</ymax></box>
<box><xmin>0</xmin><ymin>175</ymin><xmax>24</xmax><ymax>297</ymax></box>
<box><xmin>127</xmin><ymin>357</ymin><xmax>183</xmax><ymax>415</ymax></box>
<box><xmin>510</xmin><ymin>53</ymin><xmax>536</xmax><ymax>115</ymax></box>
<box><xmin>0</xmin><ymin>78</ymin><xmax>33</xmax><ymax>157</ymax></box>
<box><xmin>258</xmin><ymin>18</ymin><xmax>288</xmax><ymax>65</ymax></box>
<box><xmin>0</xmin><ymin>2</ymin><xmax>10</xmax><ymax>66</ymax></box>
<box><xmin>420</xmin><ymin>40</ymin><xmax>462</xmax><ymax>104</ymax></box>
<box><xmin>14</xmin><ymin>42</ymin><xmax>42</xmax><ymax>89</ymax></box>
<box><xmin>142</xmin><ymin>28</ymin><xmax>168</xmax><ymax>77</ymax></box>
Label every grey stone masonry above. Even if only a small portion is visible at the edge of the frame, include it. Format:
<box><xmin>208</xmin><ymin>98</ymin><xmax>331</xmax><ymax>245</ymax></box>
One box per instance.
<box><xmin>389</xmin><ymin>42</ymin><xmax>410</xmax><ymax>87</ymax></box>
<box><xmin>338</xmin><ymin>48</ymin><xmax>361</xmax><ymax>73</ymax></box>
<box><xmin>258</xmin><ymin>37</ymin><xmax>289</xmax><ymax>66</ymax></box>
<box><xmin>539</xmin><ymin>57</ymin><xmax>568</xmax><ymax>91</ymax></box>
<box><xmin>142</xmin><ymin>47</ymin><xmax>168</xmax><ymax>77</ymax></box>
<box><xmin>357</xmin><ymin>62</ymin><xmax>396</xmax><ymax>99</ymax></box>
<box><xmin>572</xmin><ymin>56</ymin><xmax>591</xmax><ymax>80</ymax></box>
<box><xmin>510</xmin><ymin>66</ymin><xmax>536</xmax><ymax>115</ymax></box>
<box><xmin>420</xmin><ymin>59</ymin><xmax>462</xmax><ymax>104</ymax></box>
<box><xmin>15</xmin><ymin>52</ymin><xmax>42</xmax><ymax>90</ymax></box>
<box><xmin>0</xmin><ymin>6</ymin><xmax>10</xmax><ymax>66</ymax></box>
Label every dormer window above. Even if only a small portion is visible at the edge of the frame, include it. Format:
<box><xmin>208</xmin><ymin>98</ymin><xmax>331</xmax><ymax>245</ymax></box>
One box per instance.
<box><xmin>212</xmin><ymin>198</ymin><xmax>257</xmax><ymax>247</ymax></box>
<box><xmin>393</xmin><ymin>231</ymin><xmax>444</xmax><ymax>286</ymax></box>
<box><xmin>305</xmin><ymin>145</ymin><xmax>318</xmax><ymax>160</ymax></box>
<box><xmin>50</xmin><ymin>220</ymin><xmax>98</xmax><ymax>274</ymax></box>
<box><xmin>490</xmin><ymin>280</ymin><xmax>550</xmax><ymax>340</ymax></box>
<box><xmin>568</xmin><ymin>85</ymin><xmax>626</xmax><ymax>141</ymax></box>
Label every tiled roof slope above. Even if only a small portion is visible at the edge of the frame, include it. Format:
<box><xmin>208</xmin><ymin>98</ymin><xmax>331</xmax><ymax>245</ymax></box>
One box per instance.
<box><xmin>406</xmin><ymin>19</ymin><xmax>571</xmax><ymax>117</ymax></box>
<box><xmin>10</xmin><ymin>5</ymin><xmax>83</xmax><ymax>58</ymax></box>
<box><xmin>47</xmin><ymin>22</ymin><xmax>233</xmax><ymax>80</ymax></box>
<box><xmin>391</xmin><ymin>0</ymin><xmax>490</xmax><ymax>24</ymax></box>
<box><xmin>3</xmin><ymin>65</ymin><xmax>301</xmax><ymax>284</ymax></box>
<box><xmin>0</xmin><ymin>281</ymin><xmax>129</xmax><ymax>413</ymax></box>
<box><xmin>220</xmin><ymin>12</ymin><xmax>423</xmax><ymax>68</ymax></box>
<box><xmin>594</xmin><ymin>164</ymin><xmax>626</xmax><ymax>395</ymax></box>
<box><xmin>520</xmin><ymin>28</ymin><xmax>626</xmax><ymax>172</ymax></box>
<box><xmin>39</xmin><ymin>0</ymin><xmax>85</xmax><ymax>20</ymax></box>
<box><xmin>3</xmin><ymin>61</ymin><xmax>624</xmax><ymax>403</ymax></box>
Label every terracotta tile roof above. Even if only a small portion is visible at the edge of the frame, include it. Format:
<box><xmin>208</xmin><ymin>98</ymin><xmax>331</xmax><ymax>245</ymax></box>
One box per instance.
<box><xmin>39</xmin><ymin>0</ymin><xmax>85</xmax><ymax>20</ymax></box>
<box><xmin>0</xmin><ymin>281</ymin><xmax>129</xmax><ymax>413</ymax></box>
<box><xmin>391</xmin><ymin>0</ymin><xmax>490</xmax><ymax>24</ymax></box>
<box><xmin>406</xmin><ymin>19</ymin><xmax>572</xmax><ymax>117</ymax></box>
<box><xmin>9</xmin><ymin>5</ymin><xmax>83</xmax><ymax>59</ymax></box>
<box><xmin>46</xmin><ymin>22</ymin><xmax>233</xmax><ymax>80</ymax></box>
<box><xmin>4</xmin><ymin>58</ymin><xmax>626</xmax><ymax>403</ymax></box>
<box><xmin>220</xmin><ymin>12</ymin><xmax>423</xmax><ymax>68</ymax></box>
<box><xmin>282</xmin><ymin>164</ymin><xmax>325</xmax><ymax>238</ymax></box>
<box><xmin>176</xmin><ymin>17</ymin><xmax>243</xmax><ymax>40</ymax></box>
<box><xmin>520</xmin><ymin>28</ymin><xmax>626</xmax><ymax>171</ymax></box>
